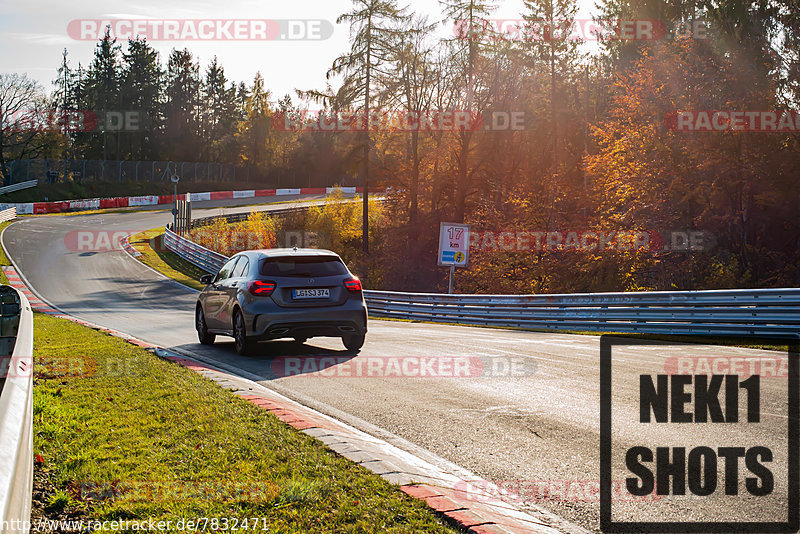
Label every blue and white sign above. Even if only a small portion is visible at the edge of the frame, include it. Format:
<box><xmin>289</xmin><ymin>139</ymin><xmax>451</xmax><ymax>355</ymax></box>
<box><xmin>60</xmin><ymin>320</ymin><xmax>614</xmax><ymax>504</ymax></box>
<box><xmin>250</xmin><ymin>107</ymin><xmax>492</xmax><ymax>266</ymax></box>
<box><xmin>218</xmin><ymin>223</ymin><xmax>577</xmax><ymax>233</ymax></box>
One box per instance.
<box><xmin>438</xmin><ymin>222</ymin><xmax>471</xmax><ymax>267</ymax></box>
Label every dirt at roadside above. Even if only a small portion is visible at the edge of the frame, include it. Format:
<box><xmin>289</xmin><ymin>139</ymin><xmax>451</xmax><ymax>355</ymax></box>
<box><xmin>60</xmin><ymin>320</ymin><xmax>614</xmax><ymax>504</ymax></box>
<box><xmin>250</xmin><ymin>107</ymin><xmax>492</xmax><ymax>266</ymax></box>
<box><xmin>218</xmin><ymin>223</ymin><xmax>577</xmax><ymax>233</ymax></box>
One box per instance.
<box><xmin>30</xmin><ymin>467</ymin><xmax>93</xmax><ymax>533</ymax></box>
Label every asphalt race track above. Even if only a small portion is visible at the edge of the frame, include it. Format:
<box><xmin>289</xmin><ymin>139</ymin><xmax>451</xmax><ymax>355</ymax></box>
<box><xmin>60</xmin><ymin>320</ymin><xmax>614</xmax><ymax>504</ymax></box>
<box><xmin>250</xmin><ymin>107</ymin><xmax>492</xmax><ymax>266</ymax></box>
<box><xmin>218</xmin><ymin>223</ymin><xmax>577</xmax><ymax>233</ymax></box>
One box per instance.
<box><xmin>5</xmin><ymin>197</ymin><xmax>794</xmax><ymax>532</ymax></box>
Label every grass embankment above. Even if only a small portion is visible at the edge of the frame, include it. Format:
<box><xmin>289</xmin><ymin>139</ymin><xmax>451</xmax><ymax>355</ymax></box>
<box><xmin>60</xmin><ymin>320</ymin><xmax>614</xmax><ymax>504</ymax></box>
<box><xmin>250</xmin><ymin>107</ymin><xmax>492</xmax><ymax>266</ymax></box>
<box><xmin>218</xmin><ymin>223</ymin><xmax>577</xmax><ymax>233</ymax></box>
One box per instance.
<box><xmin>128</xmin><ymin>228</ymin><xmax>207</xmax><ymax>291</ymax></box>
<box><xmin>32</xmin><ymin>313</ymin><xmax>458</xmax><ymax>533</ymax></box>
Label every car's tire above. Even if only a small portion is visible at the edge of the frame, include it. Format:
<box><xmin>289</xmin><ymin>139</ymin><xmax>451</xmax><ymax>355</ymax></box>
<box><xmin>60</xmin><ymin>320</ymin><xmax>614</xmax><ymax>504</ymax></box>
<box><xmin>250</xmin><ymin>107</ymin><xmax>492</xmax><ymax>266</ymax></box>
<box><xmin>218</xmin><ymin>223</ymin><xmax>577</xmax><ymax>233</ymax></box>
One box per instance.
<box><xmin>196</xmin><ymin>306</ymin><xmax>215</xmax><ymax>345</ymax></box>
<box><xmin>233</xmin><ymin>309</ymin><xmax>256</xmax><ymax>355</ymax></box>
<box><xmin>342</xmin><ymin>333</ymin><xmax>365</xmax><ymax>352</ymax></box>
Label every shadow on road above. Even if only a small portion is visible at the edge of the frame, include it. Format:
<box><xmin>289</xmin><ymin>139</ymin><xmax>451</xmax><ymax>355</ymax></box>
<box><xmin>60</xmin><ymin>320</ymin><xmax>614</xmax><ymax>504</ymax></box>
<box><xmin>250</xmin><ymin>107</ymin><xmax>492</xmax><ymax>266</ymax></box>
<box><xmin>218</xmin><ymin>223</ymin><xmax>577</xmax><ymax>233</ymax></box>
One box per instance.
<box><xmin>170</xmin><ymin>339</ymin><xmax>358</xmax><ymax>381</ymax></box>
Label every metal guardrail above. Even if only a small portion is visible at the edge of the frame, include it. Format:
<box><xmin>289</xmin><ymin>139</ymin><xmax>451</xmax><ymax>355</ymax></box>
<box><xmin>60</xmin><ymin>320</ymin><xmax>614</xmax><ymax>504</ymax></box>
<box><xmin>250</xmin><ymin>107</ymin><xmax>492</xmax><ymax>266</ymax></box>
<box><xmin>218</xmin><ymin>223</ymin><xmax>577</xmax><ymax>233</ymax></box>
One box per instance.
<box><xmin>363</xmin><ymin>289</ymin><xmax>800</xmax><ymax>336</ymax></box>
<box><xmin>0</xmin><ymin>207</ymin><xmax>17</xmax><ymax>224</ymax></box>
<box><xmin>164</xmin><ymin>227</ymin><xmax>228</xmax><ymax>275</ymax></box>
<box><xmin>0</xmin><ymin>286</ymin><xmax>34</xmax><ymax>534</ymax></box>
<box><xmin>191</xmin><ymin>206</ymin><xmax>310</xmax><ymax>229</ymax></box>
<box><xmin>162</xmin><ymin>210</ymin><xmax>800</xmax><ymax>337</ymax></box>
<box><xmin>0</xmin><ymin>181</ymin><xmax>37</xmax><ymax>196</ymax></box>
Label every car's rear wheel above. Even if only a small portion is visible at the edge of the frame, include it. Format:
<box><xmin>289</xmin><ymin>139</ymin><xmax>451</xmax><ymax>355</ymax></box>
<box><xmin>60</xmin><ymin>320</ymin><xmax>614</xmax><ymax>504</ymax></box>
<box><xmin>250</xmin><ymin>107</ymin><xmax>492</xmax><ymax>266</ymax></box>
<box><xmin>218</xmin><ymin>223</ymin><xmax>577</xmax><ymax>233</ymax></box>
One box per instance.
<box><xmin>233</xmin><ymin>309</ymin><xmax>256</xmax><ymax>355</ymax></box>
<box><xmin>196</xmin><ymin>306</ymin><xmax>215</xmax><ymax>345</ymax></box>
<box><xmin>342</xmin><ymin>333</ymin><xmax>365</xmax><ymax>351</ymax></box>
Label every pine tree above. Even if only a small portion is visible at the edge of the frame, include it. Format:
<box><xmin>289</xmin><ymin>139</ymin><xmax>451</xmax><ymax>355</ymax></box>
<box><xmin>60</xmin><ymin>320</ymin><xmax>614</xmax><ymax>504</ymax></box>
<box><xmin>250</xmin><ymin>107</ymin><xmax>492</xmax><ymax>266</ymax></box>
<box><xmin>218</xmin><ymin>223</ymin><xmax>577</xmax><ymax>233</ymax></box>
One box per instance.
<box><xmin>202</xmin><ymin>57</ymin><xmax>239</xmax><ymax>164</ymax></box>
<box><xmin>121</xmin><ymin>38</ymin><xmax>163</xmax><ymax>159</ymax></box>
<box><xmin>165</xmin><ymin>48</ymin><xmax>201</xmax><ymax>161</ymax></box>
<box><xmin>84</xmin><ymin>27</ymin><xmax>122</xmax><ymax>160</ymax></box>
<box><xmin>238</xmin><ymin>72</ymin><xmax>272</xmax><ymax>169</ymax></box>
<box><xmin>328</xmin><ymin>0</ymin><xmax>406</xmax><ymax>252</ymax></box>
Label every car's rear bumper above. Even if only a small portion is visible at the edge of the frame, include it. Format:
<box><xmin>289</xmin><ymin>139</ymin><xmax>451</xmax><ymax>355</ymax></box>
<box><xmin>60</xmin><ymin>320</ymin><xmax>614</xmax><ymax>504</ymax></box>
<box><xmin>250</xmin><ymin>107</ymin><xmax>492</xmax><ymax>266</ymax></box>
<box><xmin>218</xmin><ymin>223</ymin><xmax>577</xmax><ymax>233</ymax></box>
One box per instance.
<box><xmin>255</xmin><ymin>320</ymin><xmax>366</xmax><ymax>340</ymax></box>
<box><xmin>245</xmin><ymin>300</ymin><xmax>367</xmax><ymax>340</ymax></box>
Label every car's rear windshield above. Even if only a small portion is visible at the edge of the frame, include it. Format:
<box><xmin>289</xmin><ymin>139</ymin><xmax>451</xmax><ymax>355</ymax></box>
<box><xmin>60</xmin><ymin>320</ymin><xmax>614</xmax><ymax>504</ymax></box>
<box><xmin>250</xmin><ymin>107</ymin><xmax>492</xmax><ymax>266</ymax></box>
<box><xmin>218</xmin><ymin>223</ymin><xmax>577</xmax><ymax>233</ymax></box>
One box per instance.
<box><xmin>259</xmin><ymin>256</ymin><xmax>348</xmax><ymax>277</ymax></box>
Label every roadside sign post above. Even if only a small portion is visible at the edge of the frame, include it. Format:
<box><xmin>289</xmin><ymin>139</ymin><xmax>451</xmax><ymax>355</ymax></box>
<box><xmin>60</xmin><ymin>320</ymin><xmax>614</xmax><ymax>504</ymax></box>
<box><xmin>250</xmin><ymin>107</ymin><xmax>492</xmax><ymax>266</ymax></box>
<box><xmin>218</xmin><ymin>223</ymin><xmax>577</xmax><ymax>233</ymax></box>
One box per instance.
<box><xmin>448</xmin><ymin>265</ymin><xmax>455</xmax><ymax>294</ymax></box>
<box><xmin>437</xmin><ymin>222</ymin><xmax>470</xmax><ymax>294</ymax></box>
<box><xmin>171</xmin><ymin>172</ymin><xmax>180</xmax><ymax>230</ymax></box>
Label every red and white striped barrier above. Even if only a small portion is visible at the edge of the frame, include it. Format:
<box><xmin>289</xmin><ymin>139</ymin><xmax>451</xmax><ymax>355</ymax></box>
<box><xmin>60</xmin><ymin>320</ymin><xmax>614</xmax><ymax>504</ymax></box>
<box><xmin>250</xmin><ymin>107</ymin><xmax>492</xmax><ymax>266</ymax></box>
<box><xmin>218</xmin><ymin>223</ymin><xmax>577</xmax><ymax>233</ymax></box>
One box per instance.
<box><xmin>0</xmin><ymin>186</ymin><xmax>370</xmax><ymax>216</ymax></box>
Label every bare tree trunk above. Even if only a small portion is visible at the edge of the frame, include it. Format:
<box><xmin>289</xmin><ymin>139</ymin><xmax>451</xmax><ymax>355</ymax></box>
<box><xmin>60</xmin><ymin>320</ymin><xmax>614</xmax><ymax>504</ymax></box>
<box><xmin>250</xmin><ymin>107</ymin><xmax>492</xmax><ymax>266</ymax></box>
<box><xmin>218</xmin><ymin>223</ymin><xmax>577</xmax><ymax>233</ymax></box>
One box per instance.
<box><xmin>550</xmin><ymin>39</ymin><xmax>557</xmax><ymax>176</ymax></box>
<box><xmin>362</xmin><ymin>12</ymin><xmax>372</xmax><ymax>254</ymax></box>
<box><xmin>409</xmin><ymin>128</ymin><xmax>420</xmax><ymax>222</ymax></box>
<box><xmin>455</xmin><ymin>130</ymin><xmax>471</xmax><ymax>222</ymax></box>
<box><xmin>454</xmin><ymin>4</ymin><xmax>476</xmax><ymax>223</ymax></box>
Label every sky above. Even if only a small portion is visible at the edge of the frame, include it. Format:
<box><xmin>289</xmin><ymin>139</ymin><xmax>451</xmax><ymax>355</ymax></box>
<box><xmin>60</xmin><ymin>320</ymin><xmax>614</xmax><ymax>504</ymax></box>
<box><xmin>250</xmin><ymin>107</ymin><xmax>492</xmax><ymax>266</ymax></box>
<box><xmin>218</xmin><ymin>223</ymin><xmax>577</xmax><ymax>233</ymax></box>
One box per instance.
<box><xmin>0</xmin><ymin>0</ymin><xmax>598</xmax><ymax>102</ymax></box>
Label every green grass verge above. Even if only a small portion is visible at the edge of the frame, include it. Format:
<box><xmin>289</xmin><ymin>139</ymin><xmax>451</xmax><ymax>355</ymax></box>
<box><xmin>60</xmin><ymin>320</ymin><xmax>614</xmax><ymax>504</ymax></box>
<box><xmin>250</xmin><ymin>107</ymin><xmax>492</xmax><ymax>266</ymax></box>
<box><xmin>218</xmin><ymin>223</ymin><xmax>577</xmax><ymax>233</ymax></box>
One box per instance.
<box><xmin>128</xmin><ymin>228</ymin><xmax>207</xmax><ymax>291</ymax></box>
<box><xmin>33</xmin><ymin>313</ymin><xmax>458</xmax><ymax>533</ymax></box>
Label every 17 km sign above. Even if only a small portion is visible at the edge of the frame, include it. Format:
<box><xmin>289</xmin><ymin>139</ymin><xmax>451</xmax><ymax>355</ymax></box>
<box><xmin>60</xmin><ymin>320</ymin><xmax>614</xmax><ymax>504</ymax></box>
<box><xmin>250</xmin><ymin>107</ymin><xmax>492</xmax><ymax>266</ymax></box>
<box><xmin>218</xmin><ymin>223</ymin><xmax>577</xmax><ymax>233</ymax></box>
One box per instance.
<box><xmin>438</xmin><ymin>222</ymin><xmax>471</xmax><ymax>267</ymax></box>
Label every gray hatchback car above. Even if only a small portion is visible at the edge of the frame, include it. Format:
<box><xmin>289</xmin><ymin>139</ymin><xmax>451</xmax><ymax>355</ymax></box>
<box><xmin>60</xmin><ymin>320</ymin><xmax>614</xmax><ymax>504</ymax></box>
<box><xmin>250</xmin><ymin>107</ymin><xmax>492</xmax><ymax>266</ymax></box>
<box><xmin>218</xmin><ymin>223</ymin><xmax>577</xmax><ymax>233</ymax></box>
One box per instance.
<box><xmin>195</xmin><ymin>248</ymin><xmax>367</xmax><ymax>355</ymax></box>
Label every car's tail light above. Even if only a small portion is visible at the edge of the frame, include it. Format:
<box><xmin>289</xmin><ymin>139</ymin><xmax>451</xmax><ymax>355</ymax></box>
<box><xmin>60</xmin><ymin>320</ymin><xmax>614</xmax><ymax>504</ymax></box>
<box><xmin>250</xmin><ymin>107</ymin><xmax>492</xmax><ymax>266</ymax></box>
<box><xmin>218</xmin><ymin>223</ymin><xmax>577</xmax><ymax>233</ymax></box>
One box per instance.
<box><xmin>344</xmin><ymin>278</ymin><xmax>362</xmax><ymax>292</ymax></box>
<box><xmin>248</xmin><ymin>280</ymin><xmax>276</xmax><ymax>296</ymax></box>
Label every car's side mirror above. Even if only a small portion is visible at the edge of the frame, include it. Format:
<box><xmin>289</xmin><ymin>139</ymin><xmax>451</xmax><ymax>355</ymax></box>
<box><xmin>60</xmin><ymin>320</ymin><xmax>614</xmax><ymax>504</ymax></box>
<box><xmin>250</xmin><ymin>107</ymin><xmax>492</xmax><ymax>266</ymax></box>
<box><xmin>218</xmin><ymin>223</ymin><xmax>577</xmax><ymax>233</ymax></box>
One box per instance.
<box><xmin>200</xmin><ymin>274</ymin><xmax>214</xmax><ymax>285</ymax></box>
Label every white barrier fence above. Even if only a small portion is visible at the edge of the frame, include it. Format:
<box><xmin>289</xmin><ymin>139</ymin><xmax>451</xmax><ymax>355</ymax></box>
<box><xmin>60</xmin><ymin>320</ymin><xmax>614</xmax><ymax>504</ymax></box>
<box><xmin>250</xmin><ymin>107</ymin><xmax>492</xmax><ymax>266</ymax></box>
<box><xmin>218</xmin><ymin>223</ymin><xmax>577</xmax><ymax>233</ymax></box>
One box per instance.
<box><xmin>0</xmin><ymin>208</ymin><xmax>17</xmax><ymax>224</ymax></box>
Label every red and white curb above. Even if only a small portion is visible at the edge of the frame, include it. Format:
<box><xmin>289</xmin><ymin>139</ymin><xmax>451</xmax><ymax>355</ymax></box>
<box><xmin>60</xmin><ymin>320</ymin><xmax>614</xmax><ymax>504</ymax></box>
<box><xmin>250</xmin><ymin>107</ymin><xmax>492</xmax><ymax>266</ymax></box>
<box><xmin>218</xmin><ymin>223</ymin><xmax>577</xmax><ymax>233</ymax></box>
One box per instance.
<box><xmin>3</xmin><ymin>267</ymin><xmax>61</xmax><ymax>316</ymax></box>
<box><xmin>3</xmin><ymin>266</ymin><xmax>158</xmax><ymax>349</ymax></box>
<box><xmin>120</xmin><ymin>235</ymin><xmax>142</xmax><ymax>258</ymax></box>
<box><xmin>3</xmin><ymin>266</ymin><xmax>584</xmax><ymax>534</ymax></box>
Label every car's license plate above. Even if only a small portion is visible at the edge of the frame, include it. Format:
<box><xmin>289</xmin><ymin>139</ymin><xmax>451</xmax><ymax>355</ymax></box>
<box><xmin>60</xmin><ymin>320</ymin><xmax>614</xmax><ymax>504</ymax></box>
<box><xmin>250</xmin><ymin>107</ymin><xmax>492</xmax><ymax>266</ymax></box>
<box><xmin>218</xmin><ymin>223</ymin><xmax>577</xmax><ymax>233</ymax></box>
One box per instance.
<box><xmin>293</xmin><ymin>288</ymin><xmax>330</xmax><ymax>299</ymax></box>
